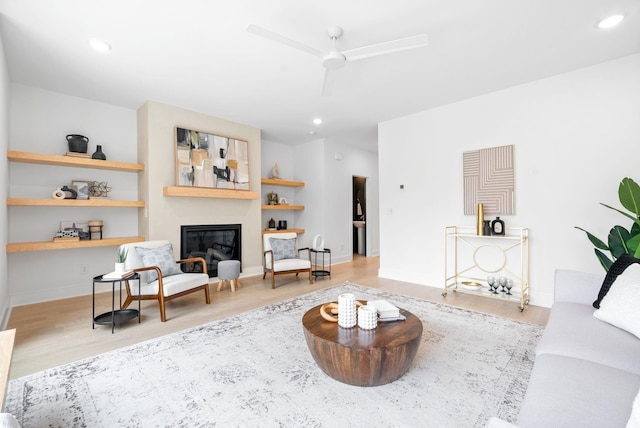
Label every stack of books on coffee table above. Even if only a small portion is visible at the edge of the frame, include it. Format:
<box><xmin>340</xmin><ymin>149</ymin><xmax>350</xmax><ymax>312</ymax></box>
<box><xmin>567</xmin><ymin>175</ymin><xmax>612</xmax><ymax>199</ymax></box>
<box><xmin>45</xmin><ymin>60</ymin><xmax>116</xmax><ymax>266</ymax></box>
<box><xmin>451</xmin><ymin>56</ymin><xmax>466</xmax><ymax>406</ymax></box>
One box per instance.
<box><xmin>367</xmin><ymin>300</ymin><xmax>406</xmax><ymax>322</ymax></box>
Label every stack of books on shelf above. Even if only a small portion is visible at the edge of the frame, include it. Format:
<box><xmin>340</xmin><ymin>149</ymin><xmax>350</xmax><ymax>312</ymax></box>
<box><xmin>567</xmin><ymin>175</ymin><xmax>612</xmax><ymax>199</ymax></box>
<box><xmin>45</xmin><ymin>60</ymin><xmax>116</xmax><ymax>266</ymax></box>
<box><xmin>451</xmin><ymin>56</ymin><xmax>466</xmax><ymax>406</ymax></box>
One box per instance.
<box><xmin>367</xmin><ymin>300</ymin><xmax>405</xmax><ymax>322</ymax></box>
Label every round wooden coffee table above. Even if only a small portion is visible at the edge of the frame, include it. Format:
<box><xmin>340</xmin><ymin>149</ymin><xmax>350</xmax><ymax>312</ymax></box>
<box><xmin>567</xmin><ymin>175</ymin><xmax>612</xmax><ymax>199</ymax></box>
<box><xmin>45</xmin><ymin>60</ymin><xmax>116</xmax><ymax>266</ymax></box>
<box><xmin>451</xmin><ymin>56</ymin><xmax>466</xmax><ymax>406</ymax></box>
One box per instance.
<box><xmin>302</xmin><ymin>303</ymin><xmax>423</xmax><ymax>386</ymax></box>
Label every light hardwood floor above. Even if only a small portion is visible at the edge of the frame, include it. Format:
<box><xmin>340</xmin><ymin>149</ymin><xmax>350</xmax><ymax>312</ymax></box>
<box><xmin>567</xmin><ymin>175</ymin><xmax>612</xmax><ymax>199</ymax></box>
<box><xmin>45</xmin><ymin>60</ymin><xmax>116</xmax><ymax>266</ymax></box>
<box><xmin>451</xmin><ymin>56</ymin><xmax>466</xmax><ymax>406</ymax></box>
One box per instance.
<box><xmin>6</xmin><ymin>256</ymin><xmax>549</xmax><ymax>380</ymax></box>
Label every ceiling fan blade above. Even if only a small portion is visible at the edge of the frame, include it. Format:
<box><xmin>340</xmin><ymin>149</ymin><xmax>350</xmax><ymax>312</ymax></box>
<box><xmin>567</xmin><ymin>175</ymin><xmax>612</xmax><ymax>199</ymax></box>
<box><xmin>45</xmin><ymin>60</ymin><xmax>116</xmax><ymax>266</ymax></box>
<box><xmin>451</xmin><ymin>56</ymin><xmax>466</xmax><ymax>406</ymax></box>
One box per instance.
<box><xmin>320</xmin><ymin>68</ymin><xmax>338</xmax><ymax>97</ymax></box>
<box><xmin>246</xmin><ymin>24</ymin><xmax>323</xmax><ymax>58</ymax></box>
<box><xmin>343</xmin><ymin>34</ymin><xmax>428</xmax><ymax>62</ymax></box>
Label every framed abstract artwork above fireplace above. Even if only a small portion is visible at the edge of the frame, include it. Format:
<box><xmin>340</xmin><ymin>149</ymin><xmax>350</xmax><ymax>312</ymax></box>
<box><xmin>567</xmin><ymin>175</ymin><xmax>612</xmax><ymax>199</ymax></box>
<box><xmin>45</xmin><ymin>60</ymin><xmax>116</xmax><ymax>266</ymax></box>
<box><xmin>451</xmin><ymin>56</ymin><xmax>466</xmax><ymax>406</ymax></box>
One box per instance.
<box><xmin>180</xmin><ymin>224</ymin><xmax>241</xmax><ymax>278</ymax></box>
<box><xmin>175</xmin><ymin>127</ymin><xmax>250</xmax><ymax>191</ymax></box>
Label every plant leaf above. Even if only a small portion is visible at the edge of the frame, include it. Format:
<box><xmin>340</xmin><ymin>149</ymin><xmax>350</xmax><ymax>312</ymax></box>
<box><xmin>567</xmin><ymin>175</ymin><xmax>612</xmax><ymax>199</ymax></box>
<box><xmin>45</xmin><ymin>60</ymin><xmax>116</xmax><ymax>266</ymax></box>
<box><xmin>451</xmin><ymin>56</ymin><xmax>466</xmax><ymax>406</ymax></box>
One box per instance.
<box><xmin>600</xmin><ymin>203</ymin><xmax>640</xmax><ymax>231</ymax></box>
<box><xmin>595</xmin><ymin>248</ymin><xmax>613</xmax><ymax>271</ymax></box>
<box><xmin>627</xmin><ymin>233</ymin><xmax>640</xmax><ymax>252</ymax></box>
<box><xmin>575</xmin><ymin>227</ymin><xmax>609</xmax><ymax>250</ymax></box>
<box><xmin>608</xmin><ymin>225</ymin><xmax>631</xmax><ymax>258</ymax></box>
<box><xmin>619</xmin><ymin>177</ymin><xmax>640</xmax><ymax>216</ymax></box>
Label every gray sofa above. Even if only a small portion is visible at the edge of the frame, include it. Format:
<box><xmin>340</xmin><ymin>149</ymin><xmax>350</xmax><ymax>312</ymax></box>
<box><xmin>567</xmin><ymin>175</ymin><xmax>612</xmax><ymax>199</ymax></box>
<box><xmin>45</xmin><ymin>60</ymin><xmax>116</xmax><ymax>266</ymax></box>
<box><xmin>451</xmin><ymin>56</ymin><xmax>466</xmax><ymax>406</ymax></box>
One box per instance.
<box><xmin>489</xmin><ymin>269</ymin><xmax>640</xmax><ymax>427</ymax></box>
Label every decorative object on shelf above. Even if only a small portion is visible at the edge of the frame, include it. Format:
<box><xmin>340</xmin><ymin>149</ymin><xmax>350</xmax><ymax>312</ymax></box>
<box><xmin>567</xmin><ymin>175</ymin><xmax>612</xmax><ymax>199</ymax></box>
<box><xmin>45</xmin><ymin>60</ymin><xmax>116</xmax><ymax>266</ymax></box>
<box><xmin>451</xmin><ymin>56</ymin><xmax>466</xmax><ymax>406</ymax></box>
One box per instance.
<box><xmin>53</xmin><ymin>230</ymin><xmax>80</xmax><ymax>242</ymax></box>
<box><xmin>575</xmin><ymin>177</ymin><xmax>640</xmax><ymax>272</ymax></box>
<box><xmin>358</xmin><ymin>305</ymin><xmax>378</xmax><ymax>330</ymax></box>
<box><xmin>71</xmin><ymin>180</ymin><xmax>92</xmax><ymax>200</ymax></box>
<box><xmin>175</xmin><ymin>126</ymin><xmax>250</xmax><ymax>191</ymax></box>
<box><xmin>463</xmin><ymin>144</ymin><xmax>515</xmax><ymax>216</ymax></box>
<box><xmin>91</xmin><ymin>145</ymin><xmax>106</xmax><ymax>160</ymax></box>
<box><xmin>66</xmin><ymin>134</ymin><xmax>89</xmax><ymax>154</ymax></box>
<box><xmin>60</xmin><ymin>185</ymin><xmax>77</xmax><ymax>199</ymax></box>
<box><xmin>267</xmin><ymin>218</ymin><xmax>276</xmax><ymax>229</ymax></box>
<box><xmin>279</xmin><ymin>197</ymin><xmax>288</xmax><ymax>205</ymax></box>
<box><xmin>266</xmin><ymin>192</ymin><xmax>279</xmax><ymax>205</ymax></box>
<box><xmin>52</xmin><ymin>188</ymin><xmax>65</xmax><ymax>200</ymax></box>
<box><xmin>312</xmin><ymin>235</ymin><xmax>325</xmax><ymax>251</ymax></box>
<box><xmin>338</xmin><ymin>293</ymin><xmax>357</xmax><ymax>328</ymax></box>
<box><xmin>491</xmin><ymin>217</ymin><xmax>505</xmax><ymax>235</ymax></box>
<box><xmin>505</xmin><ymin>278</ymin><xmax>514</xmax><ymax>295</ymax></box>
<box><xmin>461</xmin><ymin>281</ymin><xmax>482</xmax><ymax>291</ymax></box>
<box><xmin>89</xmin><ymin>181</ymin><xmax>112</xmax><ymax>198</ymax></box>
<box><xmin>270</xmin><ymin>162</ymin><xmax>280</xmax><ymax>179</ymax></box>
<box><xmin>60</xmin><ymin>220</ymin><xmax>90</xmax><ymax>240</ymax></box>
<box><xmin>476</xmin><ymin>203</ymin><xmax>485</xmax><ymax>235</ymax></box>
<box><xmin>487</xmin><ymin>275</ymin><xmax>497</xmax><ymax>294</ymax></box>
<box><xmin>483</xmin><ymin>220</ymin><xmax>492</xmax><ymax>236</ymax></box>
<box><xmin>277</xmin><ymin>220</ymin><xmax>287</xmax><ymax>230</ymax></box>
<box><xmin>88</xmin><ymin>220</ymin><xmax>104</xmax><ymax>240</ymax></box>
<box><xmin>498</xmin><ymin>276</ymin><xmax>508</xmax><ymax>292</ymax></box>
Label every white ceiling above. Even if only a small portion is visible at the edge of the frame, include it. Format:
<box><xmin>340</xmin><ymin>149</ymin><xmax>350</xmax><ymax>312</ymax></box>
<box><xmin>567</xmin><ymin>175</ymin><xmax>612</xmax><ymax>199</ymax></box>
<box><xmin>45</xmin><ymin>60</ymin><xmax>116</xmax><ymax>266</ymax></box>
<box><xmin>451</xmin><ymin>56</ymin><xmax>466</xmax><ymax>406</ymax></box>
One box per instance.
<box><xmin>0</xmin><ymin>0</ymin><xmax>639</xmax><ymax>151</ymax></box>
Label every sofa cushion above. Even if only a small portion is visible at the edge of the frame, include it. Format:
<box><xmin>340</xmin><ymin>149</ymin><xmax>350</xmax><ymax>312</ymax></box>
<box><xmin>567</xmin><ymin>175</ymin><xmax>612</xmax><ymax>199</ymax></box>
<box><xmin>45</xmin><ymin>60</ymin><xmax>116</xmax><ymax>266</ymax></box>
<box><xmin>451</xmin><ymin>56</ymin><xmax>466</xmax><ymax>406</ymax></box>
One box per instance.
<box><xmin>518</xmin><ymin>354</ymin><xmax>640</xmax><ymax>428</ymax></box>
<box><xmin>629</xmin><ymin>388</ymin><xmax>640</xmax><ymax>428</ymax></box>
<box><xmin>135</xmin><ymin>243</ymin><xmax>182</xmax><ymax>283</ymax></box>
<box><xmin>593</xmin><ymin>253</ymin><xmax>640</xmax><ymax>309</ymax></box>
<box><xmin>536</xmin><ymin>301</ymin><xmax>640</xmax><ymax>375</ymax></box>
<box><xmin>594</xmin><ymin>263</ymin><xmax>640</xmax><ymax>339</ymax></box>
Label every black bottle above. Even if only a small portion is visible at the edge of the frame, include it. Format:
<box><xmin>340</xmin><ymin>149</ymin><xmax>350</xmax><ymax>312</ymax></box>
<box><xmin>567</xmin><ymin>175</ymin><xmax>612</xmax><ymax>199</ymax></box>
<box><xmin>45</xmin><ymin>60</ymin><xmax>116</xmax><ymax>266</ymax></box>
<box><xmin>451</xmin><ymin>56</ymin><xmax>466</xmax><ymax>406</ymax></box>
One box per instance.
<box><xmin>491</xmin><ymin>217</ymin><xmax>505</xmax><ymax>235</ymax></box>
<box><xmin>91</xmin><ymin>145</ymin><xmax>106</xmax><ymax>160</ymax></box>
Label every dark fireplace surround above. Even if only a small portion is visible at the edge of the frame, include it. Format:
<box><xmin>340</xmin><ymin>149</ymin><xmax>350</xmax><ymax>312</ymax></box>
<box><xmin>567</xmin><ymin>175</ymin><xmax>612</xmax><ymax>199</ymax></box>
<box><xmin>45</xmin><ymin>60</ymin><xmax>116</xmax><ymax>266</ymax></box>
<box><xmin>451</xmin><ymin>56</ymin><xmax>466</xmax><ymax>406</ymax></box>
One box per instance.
<box><xmin>180</xmin><ymin>224</ymin><xmax>241</xmax><ymax>278</ymax></box>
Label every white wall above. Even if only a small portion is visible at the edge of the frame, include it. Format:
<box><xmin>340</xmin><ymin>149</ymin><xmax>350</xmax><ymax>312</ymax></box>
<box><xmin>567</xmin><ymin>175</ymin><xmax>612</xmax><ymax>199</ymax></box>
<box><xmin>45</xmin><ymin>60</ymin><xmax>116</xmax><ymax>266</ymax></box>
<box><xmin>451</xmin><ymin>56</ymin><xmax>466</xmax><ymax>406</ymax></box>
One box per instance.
<box><xmin>0</xmin><ymin>33</ymin><xmax>10</xmax><ymax>326</ymax></box>
<box><xmin>8</xmin><ymin>84</ymin><xmax>139</xmax><ymax>305</ymax></box>
<box><xmin>261</xmin><ymin>137</ymin><xmax>379</xmax><ymax>265</ymax></box>
<box><xmin>379</xmin><ymin>53</ymin><xmax>640</xmax><ymax>307</ymax></box>
<box><xmin>138</xmin><ymin>101</ymin><xmax>263</xmax><ymax>278</ymax></box>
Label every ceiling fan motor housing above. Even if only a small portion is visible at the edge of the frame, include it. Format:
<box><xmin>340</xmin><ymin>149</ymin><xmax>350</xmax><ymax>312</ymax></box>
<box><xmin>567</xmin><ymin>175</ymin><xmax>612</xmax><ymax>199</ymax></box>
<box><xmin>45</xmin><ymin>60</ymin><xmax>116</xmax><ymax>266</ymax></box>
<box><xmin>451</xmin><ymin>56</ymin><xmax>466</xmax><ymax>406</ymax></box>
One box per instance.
<box><xmin>322</xmin><ymin>51</ymin><xmax>346</xmax><ymax>69</ymax></box>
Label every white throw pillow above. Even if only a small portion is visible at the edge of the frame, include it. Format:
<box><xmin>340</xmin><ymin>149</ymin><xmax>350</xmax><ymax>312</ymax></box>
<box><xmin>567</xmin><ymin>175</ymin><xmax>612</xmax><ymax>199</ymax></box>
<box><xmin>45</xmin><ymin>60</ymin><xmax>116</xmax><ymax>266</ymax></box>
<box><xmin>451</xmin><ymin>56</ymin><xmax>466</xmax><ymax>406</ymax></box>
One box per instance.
<box><xmin>594</xmin><ymin>263</ymin><xmax>640</xmax><ymax>339</ymax></box>
<box><xmin>627</xmin><ymin>387</ymin><xmax>640</xmax><ymax>428</ymax></box>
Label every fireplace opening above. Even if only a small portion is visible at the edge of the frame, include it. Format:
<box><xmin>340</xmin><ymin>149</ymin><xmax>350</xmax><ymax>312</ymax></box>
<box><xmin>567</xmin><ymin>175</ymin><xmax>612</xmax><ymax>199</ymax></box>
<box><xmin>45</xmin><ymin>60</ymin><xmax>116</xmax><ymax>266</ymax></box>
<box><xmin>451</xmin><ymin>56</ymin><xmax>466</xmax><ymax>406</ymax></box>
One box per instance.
<box><xmin>180</xmin><ymin>224</ymin><xmax>241</xmax><ymax>278</ymax></box>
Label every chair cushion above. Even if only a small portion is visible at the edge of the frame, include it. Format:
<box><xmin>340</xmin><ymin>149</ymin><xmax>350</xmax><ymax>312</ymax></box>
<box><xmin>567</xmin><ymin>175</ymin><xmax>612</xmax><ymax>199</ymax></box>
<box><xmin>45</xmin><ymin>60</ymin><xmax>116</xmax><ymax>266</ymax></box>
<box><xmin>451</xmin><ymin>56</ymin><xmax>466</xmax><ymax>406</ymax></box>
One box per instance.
<box><xmin>269</xmin><ymin>237</ymin><xmax>297</xmax><ymax>261</ymax></box>
<box><xmin>130</xmin><ymin>273</ymin><xmax>209</xmax><ymax>297</ymax></box>
<box><xmin>135</xmin><ymin>243</ymin><xmax>182</xmax><ymax>282</ymax></box>
<box><xmin>594</xmin><ymin>263</ymin><xmax>640</xmax><ymax>339</ymax></box>
<box><xmin>273</xmin><ymin>258</ymin><xmax>310</xmax><ymax>272</ymax></box>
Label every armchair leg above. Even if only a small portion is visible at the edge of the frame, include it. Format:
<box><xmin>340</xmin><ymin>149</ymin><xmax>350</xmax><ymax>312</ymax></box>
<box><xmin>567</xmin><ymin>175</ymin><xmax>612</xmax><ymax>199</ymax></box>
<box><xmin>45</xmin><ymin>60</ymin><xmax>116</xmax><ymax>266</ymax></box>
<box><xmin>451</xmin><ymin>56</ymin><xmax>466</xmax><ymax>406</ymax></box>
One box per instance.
<box><xmin>204</xmin><ymin>285</ymin><xmax>211</xmax><ymax>304</ymax></box>
<box><xmin>158</xmin><ymin>295</ymin><xmax>167</xmax><ymax>322</ymax></box>
<box><xmin>271</xmin><ymin>272</ymin><xmax>275</xmax><ymax>289</ymax></box>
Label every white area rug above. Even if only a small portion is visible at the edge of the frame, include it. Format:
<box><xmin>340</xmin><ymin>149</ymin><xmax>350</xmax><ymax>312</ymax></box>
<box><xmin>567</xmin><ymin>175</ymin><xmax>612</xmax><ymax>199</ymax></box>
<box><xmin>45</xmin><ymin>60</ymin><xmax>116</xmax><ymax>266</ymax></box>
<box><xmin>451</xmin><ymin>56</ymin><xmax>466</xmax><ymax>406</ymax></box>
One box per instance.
<box><xmin>6</xmin><ymin>282</ymin><xmax>543</xmax><ymax>427</ymax></box>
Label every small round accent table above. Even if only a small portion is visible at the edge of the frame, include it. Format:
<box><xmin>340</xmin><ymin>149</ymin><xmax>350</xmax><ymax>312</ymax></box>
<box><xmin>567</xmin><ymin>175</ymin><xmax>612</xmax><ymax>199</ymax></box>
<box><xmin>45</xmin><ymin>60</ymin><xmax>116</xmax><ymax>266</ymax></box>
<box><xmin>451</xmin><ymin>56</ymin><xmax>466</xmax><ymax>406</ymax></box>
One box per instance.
<box><xmin>302</xmin><ymin>303</ymin><xmax>423</xmax><ymax>386</ymax></box>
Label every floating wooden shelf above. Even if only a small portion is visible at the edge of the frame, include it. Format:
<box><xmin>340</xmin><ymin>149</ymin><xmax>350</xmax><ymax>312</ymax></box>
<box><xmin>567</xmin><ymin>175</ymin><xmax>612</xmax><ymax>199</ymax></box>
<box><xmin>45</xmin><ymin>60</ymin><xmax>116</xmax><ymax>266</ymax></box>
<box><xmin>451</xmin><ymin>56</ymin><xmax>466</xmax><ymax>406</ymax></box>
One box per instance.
<box><xmin>7</xmin><ymin>198</ymin><xmax>145</xmax><ymax>208</ymax></box>
<box><xmin>261</xmin><ymin>178</ymin><xmax>305</xmax><ymax>187</ymax></box>
<box><xmin>261</xmin><ymin>205</ymin><xmax>304</xmax><ymax>210</ymax></box>
<box><xmin>261</xmin><ymin>228</ymin><xmax>305</xmax><ymax>235</ymax></box>
<box><xmin>7</xmin><ymin>150</ymin><xmax>143</xmax><ymax>173</ymax></box>
<box><xmin>163</xmin><ymin>186</ymin><xmax>259</xmax><ymax>199</ymax></box>
<box><xmin>6</xmin><ymin>236</ymin><xmax>145</xmax><ymax>253</ymax></box>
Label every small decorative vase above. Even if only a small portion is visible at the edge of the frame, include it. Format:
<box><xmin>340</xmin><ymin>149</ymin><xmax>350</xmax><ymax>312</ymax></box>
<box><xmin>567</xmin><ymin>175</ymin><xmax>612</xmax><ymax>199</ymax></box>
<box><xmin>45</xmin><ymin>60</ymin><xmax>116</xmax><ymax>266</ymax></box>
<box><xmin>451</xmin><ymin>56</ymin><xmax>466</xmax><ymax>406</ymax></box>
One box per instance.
<box><xmin>91</xmin><ymin>145</ymin><xmax>106</xmax><ymax>160</ymax></box>
<box><xmin>114</xmin><ymin>262</ymin><xmax>126</xmax><ymax>274</ymax></box>
<box><xmin>476</xmin><ymin>203</ymin><xmax>484</xmax><ymax>235</ymax></box>
<box><xmin>338</xmin><ymin>293</ymin><xmax>357</xmax><ymax>328</ymax></box>
<box><xmin>66</xmin><ymin>134</ymin><xmax>89</xmax><ymax>153</ymax></box>
<box><xmin>491</xmin><ymin>217</ymin><xmax>505</xmax><ymax>235</ymax></box>
<box><xmin>358</xmin><ymin>305</ymin><xmax>378</xmax><ymax>330</ymax></box>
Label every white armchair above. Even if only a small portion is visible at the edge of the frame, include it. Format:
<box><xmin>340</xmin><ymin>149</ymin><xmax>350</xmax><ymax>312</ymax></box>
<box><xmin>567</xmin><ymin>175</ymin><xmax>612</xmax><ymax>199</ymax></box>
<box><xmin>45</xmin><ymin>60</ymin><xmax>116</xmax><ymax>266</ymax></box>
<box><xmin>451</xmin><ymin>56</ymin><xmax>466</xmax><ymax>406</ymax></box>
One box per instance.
<box><xmin>120</xmin><ymin>240</ymin><xmax>211</xmax><ymax>322</ymax></box>
<box><xmin>263</xmin><ymin>232</ymin><xmax>312</xmax><ymax>289</ymax></box>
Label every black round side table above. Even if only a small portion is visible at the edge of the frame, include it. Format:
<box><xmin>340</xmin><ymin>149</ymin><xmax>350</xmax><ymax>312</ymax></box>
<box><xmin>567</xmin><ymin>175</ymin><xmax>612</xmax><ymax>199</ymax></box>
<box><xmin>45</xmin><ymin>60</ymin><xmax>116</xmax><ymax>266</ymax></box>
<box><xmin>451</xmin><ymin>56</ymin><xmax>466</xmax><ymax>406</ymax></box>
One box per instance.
<box><xmin>92</xmin><ymin>272</ymin><xmax>141</xmax><ymax>333</ymax></box>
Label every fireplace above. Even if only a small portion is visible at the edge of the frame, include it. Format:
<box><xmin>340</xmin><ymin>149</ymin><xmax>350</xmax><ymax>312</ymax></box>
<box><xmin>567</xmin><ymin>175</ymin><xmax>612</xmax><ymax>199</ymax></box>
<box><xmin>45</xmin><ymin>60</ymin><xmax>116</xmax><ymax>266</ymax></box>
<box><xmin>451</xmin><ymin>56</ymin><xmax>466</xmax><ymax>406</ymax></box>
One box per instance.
<box><xmin>180</xmin><ymin>224</ymin><xmax>241</xmax><ymax>278</ymax></box>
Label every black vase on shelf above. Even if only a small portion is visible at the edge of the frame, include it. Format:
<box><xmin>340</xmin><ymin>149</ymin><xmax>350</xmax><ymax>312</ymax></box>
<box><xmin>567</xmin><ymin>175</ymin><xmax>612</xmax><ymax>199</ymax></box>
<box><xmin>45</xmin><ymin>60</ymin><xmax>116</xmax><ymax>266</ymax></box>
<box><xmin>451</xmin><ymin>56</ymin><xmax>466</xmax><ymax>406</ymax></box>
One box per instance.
<box><xmin>491</xmin><ymin>217</ymin><xmax>505</xmax><ymax>235</ymax></box>
<box><xmin>91</xmin><ymin>145</ymin><xmax>106</xmax><ymax>160</ymax></box>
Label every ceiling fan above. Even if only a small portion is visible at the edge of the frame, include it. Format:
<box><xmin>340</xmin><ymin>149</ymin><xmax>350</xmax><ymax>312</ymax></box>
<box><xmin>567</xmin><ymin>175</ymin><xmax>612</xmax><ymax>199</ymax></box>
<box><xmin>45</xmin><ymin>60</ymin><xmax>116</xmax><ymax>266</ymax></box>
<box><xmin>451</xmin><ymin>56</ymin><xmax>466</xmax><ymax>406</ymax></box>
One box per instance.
<box><xmin>246</xmin><ymin>24</ymin><xmax>428</xmax><ymax>96</ymax></box>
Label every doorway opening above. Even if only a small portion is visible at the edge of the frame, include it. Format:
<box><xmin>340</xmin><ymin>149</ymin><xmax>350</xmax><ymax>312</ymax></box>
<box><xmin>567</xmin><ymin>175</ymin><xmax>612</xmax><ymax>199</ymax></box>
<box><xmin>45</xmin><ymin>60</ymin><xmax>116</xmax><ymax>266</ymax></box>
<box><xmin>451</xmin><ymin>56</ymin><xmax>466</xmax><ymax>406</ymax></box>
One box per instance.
<box><xmin>352</xmin><ymin>176</ymin><xmax>366</xmax><ymax>256</ymax></box>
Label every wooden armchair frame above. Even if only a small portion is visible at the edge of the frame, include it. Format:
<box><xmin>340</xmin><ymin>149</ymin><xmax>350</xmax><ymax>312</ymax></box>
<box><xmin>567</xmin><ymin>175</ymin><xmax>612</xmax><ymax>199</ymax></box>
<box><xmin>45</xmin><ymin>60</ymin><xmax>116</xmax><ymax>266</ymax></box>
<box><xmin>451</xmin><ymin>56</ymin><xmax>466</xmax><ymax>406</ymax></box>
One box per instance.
<box><xmin>262</xmin><ymin>243</ymin><xmax>313</xmax><ymax>289</ymax></box>
<box><xmin>122</xmin><ymin>257</ymin><xmax>211</xmax><ymax>322</ymax></box>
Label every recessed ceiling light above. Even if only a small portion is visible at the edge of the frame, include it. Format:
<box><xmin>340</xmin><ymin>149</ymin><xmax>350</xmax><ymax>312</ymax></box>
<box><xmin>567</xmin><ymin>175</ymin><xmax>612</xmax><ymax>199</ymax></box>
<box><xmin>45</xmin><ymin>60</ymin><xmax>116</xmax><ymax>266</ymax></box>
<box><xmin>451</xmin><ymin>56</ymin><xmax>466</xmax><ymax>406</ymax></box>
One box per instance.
<box><xmin>597</xmin><ymin>14</ymin><xmax>625</xmax><ymax>29</ymax></box>
<box><xmin>313</xmin><ymin>118</ymin><xmax>323</xmax><ymax>125</ymax></box>
<box><xmin>89</xmin><ymin>39</ymin><xmax>111</xmax><ymax>52</ymax></box>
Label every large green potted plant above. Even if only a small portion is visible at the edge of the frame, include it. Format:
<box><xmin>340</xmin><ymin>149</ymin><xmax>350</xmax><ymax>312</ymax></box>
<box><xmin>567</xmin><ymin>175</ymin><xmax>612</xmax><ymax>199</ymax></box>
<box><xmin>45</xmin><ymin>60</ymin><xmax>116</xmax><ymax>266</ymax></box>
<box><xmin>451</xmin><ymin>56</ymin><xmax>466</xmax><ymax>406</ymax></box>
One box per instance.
<box><xmin>576</xmin><ymin>177</ymin><xmax>640</xmax><ymax>271</ymax></box>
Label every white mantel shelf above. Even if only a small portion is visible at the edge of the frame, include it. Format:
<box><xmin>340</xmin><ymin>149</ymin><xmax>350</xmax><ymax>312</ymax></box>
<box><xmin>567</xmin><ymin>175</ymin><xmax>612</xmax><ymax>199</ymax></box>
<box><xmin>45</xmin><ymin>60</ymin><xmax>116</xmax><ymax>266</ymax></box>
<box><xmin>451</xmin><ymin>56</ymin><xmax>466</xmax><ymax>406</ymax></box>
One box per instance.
<box><xmin>163</xmin><ymin>186</ymin><xmax>259</xmax><ymax>199</ymax></box>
